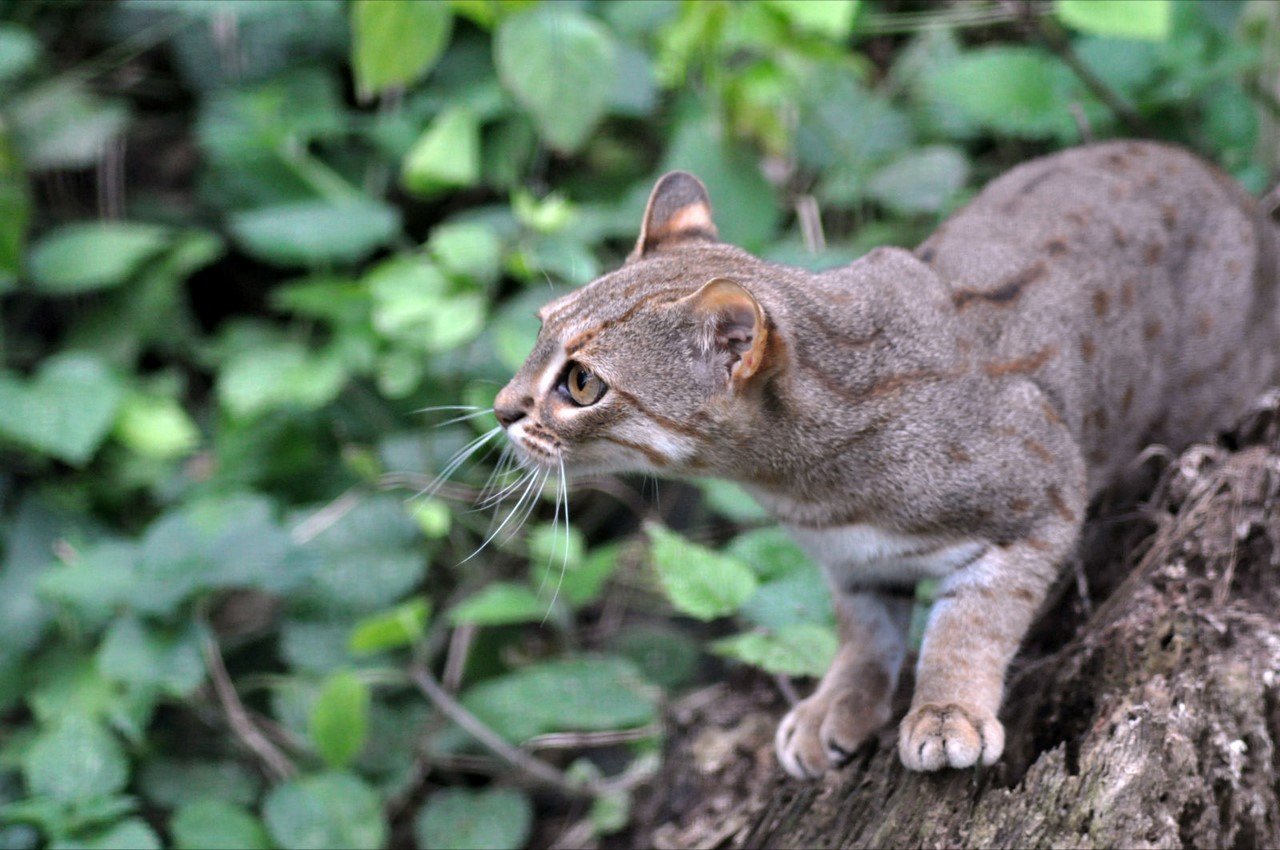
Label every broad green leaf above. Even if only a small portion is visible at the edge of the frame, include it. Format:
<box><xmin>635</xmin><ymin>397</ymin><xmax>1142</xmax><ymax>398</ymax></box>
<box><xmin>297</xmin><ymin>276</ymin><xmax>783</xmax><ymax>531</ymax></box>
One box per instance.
<box><xmin>401</xmin><ymin>107</ymin><xmax>480</xmax><ymax>197</ymax></box>
<box><xmin>309</xmin><ymin>671</ymin><xmax>370</xmax><ymax>769</ymax></box>
<box><xmin>529</xmin><ymin>521</ymin><xmax>587</xmax><ymax>582</ymax></box>
<box><xmin>0</xmin><ymin>129</ymin><xmax>28</xmax><ymax>290</ymax></box>
<box><xmin>494</xmin><ymin>5</ymin><xmax>618</xmax><ymax>153</ymax></box>
<box><xmin>228</xmin><ymin>199</ymin><xmax>401</xmax><ymax>267</ymax></box>
<box><xmin>37</xmin><ymin>542</ymin><xmax>136</xmax><ymax>631</ymax></box>
<box><xmin>867</xmin><ymin>145</ymin><xmax>969</xmax><ymax>215</ymax></box>
<box><xmin>263</xmin><ymin>773</ymin><xmax>386</xmax><ymax>850</ymax></box>
<box><xmin>367</xmin><ymin>256</ymin><xmax>486</xmax><ymax>352</ymax></box>
<box><xmin>113</xmin><ymin>391</ymin><xmax>200</xmax><ymax>459</ymax></box>
<box><xmin>646</xmin><ymin>524</ymin><xmax>758</xmax><ymax>621</ymax></box>
<box><xmin>26</xmin><ymin>649</ymin><xmax>151</xmax><ymax>739</ymax></box>
<box><xmin>218</xmin><ymin>339</ymin><xmax>346</xmax><ymax>418</ymax></box>
<box><xmin>54</xmin><ymin>818</ymin><xmax>161</xmax><ymax>850</ymax></box>
<box><xmin>533</xmin><ymin>539</ymin><xmax>619</xmax><ymax>608</ymax></box>
<box><xmin>11</xmin><ymin>80</ymin><xmax>129</xmax><ymax>170</ymax></box>
<box><xmin>698</xmin><ymin>479</ymin><xmax>769</xmax><ymax>523</ymax></box>
<box><xmin>351</xmin><ymin>0</ymin><xmax>453</xmax><ymax>99</ymax></box>
<box><xmin>416</xmin><ymin>787</ymin><xmax>532</xmax><ymax>850</ymax></box>
<box><xmin>739</xmin><ymin>564</ymin><xmax>833</xmax><ymax>630</ymax></box>
<box><xmin>1056</xmin><ymin>0</ymin><xmax>1171</xmax><ymax>41</ymax></box>
<box><xmin>460</xmin><ymin>657</ymin><xmax>656</xmax><ymax>744</ymax></box>
<box><xmin>609</xmin><ymin>625</ymin><xmax>701</xmax><ymax>690</ymax></box>
<box><xmin>764</xmin><ymin>0</ymin><xmax>859</xmax><ymax>38</ymax></box>
<box><xmin>724</xmin><ymin>527</ymin><xmax>809</xmax><ymax>580</ymax></box>
<box><xmin>923</xmin><ymin>47</ymin><xmax>1072</xmax><ymax>140</ymax></box>
<box><xmin>449</xmin><ymin>582</ymin><xmax>546</xmax><ymax>626</ymax></box>
<box><xmin>23</xmin><ymin>716</ymin><xmax>128</xmax><ymax>803</ymax></box>
<box><xmin>137</xmin><ymin>759</ymin><xmax>260</xmax><ymax>809</ymax></box>
<box><xmin>712</xmin><ymin>623</ymin><xmax>838</xmax><ymax>677</ymax></box>
<box><xmin>0</xmin><ymin>25</ymin><xmax>39</xmax><ymax>82</ymax></box>
<box><xmin>349</xmin><ymin>598</ymin><xmax>431</xmax><ymax>654</ymax></box>
<box><xmin>28</xmin><ymin>222</ymin><xmax>170</xmax><ymax>294</ymax></box>
<box><xmin>172</xmin><ymin>799</ymin><xmax>271</xmax><ymax>850</ymax></box>
<box><xmin>0</xmin><ymin>352</ymin><xmax>124</xmax><ymax>465</ymax></box>
<box><xmin>428</xmin><ymin>221</ymin><xmax>502</xmax><ymax>285</ymax></box>
<box><xmin>96</xmin><ymin>616</ymin><xmax>205</xmax><ymax>698</ymax></box>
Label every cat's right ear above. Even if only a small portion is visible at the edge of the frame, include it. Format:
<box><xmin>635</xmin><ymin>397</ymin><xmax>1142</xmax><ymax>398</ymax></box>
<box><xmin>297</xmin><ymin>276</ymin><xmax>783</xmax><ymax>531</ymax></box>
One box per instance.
<box><xmin>628</xmin><ymin>171</ymin><xmax>718</xmax><ymax>261</ymax></box>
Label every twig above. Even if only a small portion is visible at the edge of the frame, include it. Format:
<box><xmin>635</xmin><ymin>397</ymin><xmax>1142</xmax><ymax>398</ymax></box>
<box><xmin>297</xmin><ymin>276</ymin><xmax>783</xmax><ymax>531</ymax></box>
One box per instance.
<box><xmin>524</xmin><ymin>723</ymin><xmax>662</xmax><ymax>752</ymax></box>
<box><xmin>796</xmin><ymin>195</ymin><xmax>826</xmax><ymax>254</ymax></box>
<box><xmin>291</xmin><ymin>487</ymin><xmax>363</xmax><ymax>544</ymax></box>
<box><xmin>200</xmin><ymin>627</ymin><xmax>296</xmax><ymax>781</ymax></box>
<box><xmin>442</xmin><ymin>625</ymin><xmax>477</xmax><ymax>693</ymax></box>
<box><xmin>409</xmin><ymin>665</ymin><xmax>591</xmax><ymax>797</ymax></box>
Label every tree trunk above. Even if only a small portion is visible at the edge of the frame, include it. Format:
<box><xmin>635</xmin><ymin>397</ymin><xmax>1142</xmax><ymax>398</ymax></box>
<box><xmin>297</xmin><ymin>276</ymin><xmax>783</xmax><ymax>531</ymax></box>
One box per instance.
<box><xmin>639</xmin><ymin>395</ymin><xmax>1280</xmax><ymax>850</ymax></box>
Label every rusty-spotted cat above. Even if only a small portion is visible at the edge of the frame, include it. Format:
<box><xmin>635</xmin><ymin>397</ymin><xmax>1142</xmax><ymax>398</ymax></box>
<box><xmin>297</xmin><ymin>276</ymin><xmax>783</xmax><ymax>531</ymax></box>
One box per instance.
<box><xmin>491</xmin><ymin>141</ymin><xmax>1279</xmax><ymax>777</ymax></box>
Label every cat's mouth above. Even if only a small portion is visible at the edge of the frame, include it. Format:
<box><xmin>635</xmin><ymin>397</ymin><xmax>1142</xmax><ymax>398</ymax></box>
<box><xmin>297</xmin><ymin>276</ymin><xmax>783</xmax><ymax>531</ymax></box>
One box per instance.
<box><xmin>507</xmin><ymin>421</ymin><xmax>562</xmax><ymax>468</ymax></box>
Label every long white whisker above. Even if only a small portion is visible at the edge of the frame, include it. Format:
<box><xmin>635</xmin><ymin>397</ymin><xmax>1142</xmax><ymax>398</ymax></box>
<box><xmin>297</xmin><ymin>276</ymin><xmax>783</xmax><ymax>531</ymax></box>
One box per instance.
<box><xmin>435</xmin><ymin>409</ymin><xmax>495</xmax><ymax>428</ymax></box>
<box><xmin>542</xmin><ymin>458</ymin><xmax>571</xmax><ymax>625</ymax></box>
<box><xmin>460</xmin><ymin>469</ymin><xmax>541</xmax><ymax>565</ymax></box>
<box><xmin>535</xmin><ymin>464</ymin><xmax>563</xmax><ymax>601</ymax></box>
<box><xmin>417</xmin><ymin>427</ymin><xmax>501</xmax><ymax>501</ymax></box>
<box><xmin>506</xmin><ymin>468</ymin><xmax>548</xmax><ymax>547</ymax></box>
<box><xmin>478</xmin><ymin>445</ymin><xmax>514</xmax><ymax>501</ymax></box>
<box><xmin>413</xmin><ymin>404</ymin><xmax>481</xmax><ymax>415</ymax></box>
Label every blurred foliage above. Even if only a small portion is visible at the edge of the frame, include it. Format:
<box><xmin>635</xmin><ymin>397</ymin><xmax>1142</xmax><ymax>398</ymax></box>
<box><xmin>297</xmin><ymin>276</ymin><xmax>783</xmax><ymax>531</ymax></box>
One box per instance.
<box><xmin>0</xmin><ymin>0</ymin><xmax>1274</xmax><ymax>846</ymax></box>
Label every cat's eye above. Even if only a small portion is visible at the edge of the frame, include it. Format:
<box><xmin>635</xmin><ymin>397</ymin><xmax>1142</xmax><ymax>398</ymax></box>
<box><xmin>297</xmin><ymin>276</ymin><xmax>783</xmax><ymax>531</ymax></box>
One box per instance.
<box><xmin>562</xmin><ymin>362</ymin><xmax>607</xmax><ymax>407</ymax></box>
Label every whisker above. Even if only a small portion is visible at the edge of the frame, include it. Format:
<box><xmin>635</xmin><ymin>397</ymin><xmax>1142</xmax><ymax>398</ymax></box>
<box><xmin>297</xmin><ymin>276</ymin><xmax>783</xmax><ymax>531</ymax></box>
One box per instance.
<box><xmin>542</xmin><ymin>458</ymin><xmax>572</xmax><ymax>625</ymax></box>
<box><xmin>413</xmin><ymin>404</ymin><xmax>481</xmax><ymax>415</ymax></box>
<box><xmin>478</xmin><ymin>445</ymin><xmax>515</xmax><ymax>501</ymax></box>
<box><xmin>535</xmin><ymin>465</ymin><xmax>563</xmax><ymax>601</ymax></box>
<box><xmin>460</xmin><ymin>468</ymin><xmax>542</xmax><ymax>565</ymax></box>
<box><xmin>416</xmin><ymin>427</ymin><xmax>501</xmax><ymax>501</ymax></box>
<box><xmin>435</xmin><ymin>409</ymin><xmax>495</xmax><ymax>428</ymax></box>
<box><xmin>506</xmin><ymin>468</ymin><xmax>549</xmax><ymax>546</ymax></box>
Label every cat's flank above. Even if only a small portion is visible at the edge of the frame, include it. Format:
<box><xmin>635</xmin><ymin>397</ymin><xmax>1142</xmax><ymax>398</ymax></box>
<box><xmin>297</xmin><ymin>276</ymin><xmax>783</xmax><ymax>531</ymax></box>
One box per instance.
<box><xmin>492</xmin><ymin>141</ymin><xmax>1280</xmax><ymax>777</ymax></box>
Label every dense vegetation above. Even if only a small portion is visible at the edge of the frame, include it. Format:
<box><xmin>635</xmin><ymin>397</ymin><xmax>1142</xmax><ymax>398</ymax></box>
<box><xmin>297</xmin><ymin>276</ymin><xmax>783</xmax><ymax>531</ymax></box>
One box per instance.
<box><xmin>0</xmin><ymin>1</ymin><xmax>1272</xmax><ymax>847</ymax></box>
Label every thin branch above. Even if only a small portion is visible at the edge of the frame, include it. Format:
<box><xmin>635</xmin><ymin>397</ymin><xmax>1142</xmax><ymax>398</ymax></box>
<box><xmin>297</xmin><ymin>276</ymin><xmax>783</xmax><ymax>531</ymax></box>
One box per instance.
<box><xmin>524</xmin><ymin>723</ymin><xmax>662</xmax><ymax>752</ymax></box>
<box><xmin>409</xmin><ymin>665</ymin><xmax>591</xmax><ymax>797</ymax></box>
<box><xmin>200</xmin><ymin>627</ymin><xmax>296</xmax><ymax>781</ymax></box>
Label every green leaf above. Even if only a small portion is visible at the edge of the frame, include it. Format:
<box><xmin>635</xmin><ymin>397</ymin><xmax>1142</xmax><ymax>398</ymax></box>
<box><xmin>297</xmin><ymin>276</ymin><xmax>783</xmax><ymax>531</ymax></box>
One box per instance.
<box><xmin>96</xmin><ymin>616</ymin><xmax>205</xmax><ymax>698</ymax></box>
<box><xmin>608</xmin><ymin>624</ymin><xmax>701</xmax><ymax>690</ymax></box>
<box><xmin>218</xmin><ymin>339</ymin><xmax>346</xmax><ymax>418</ymax></box>
<box><xmin>698</xmin><ymin>479</ymin><xmax>768</xmax><ymax>523</ymax></box>
<box><xmin>172</xmin><ymin>799</ymin><xmax>271</xmax><ymax>850</ymax></box>
<box><xmin>867</xmin><ymin>145</ymin><xmax>969</xmax><ymax>215</ymax></box>
<box><xmin>646</xmin><ymin>524</ymin><xmax>758</xmax><ymax>621</ymax></box>
<box><xmin>449</xmin><ymin>582</ymin><xmax>546</xmax><ymax>626</ymax></box>
<box><xmin>712</xmin><ymin>623</ymin><xmax>838</xmax><ymax>677</ymax></box>
<box><xmin>0</xmin><ymin>25</ymin><xmax>39</xmax><ymax>82</ymax></box>
<box><xmin>416</xmin><ymin>787</ymin><xmax>533</xmax><ymax>850</ymax></box>
<box><xmin>228</xmin><ymin>199</ymin><xmax>401</xmax><ymax>268</ymax></box>
<box><xmin>494</xmin><ymin>5</ymin><xmax>618</xmax><ymax>153</ymax></box>
<box><xmin>309</xmin><ymin>671</ymin><xmax>370</xmax><ymax>769</ymax></box>
<box><xmin>37</xmin><ymin>542</ymin><xmax>137</xmax><ymax>632</ymax></box>
<box><xmin>923</xmin><ymin>47</ymin><xmax>1072</xmax><ymax>140</ymax></box>
<box><xmin>23</xmin><ymin>716</ymin><xmax>128</xmax><ymax>803</ymax></box>
<box><xmin>460</xmin><ymin>657</ymin><xmax>656</xmax><ymax>744</ymax></box>
<box><xmin>0</xmin><ymin>352</ymin><xmax>124</xmax><ymax>465</ymax></box>
<box><xmin>428</xmin><ymin>221</ymin><xmax>502</xmax><ymax>286</ymax></box>
<box><xmin>54</xmin><ymin>818</ymin><xmax>161</xmax><ymax>850</ymax></box>
<box><xmin>349</xmin><ymin>598</ymin><xmax>431</xmax><ymax>654</ymax></box>
<box><xmin>351</xmin><ymin>0</ymin><xmax>453</xmax><ymax>99</ymax></box>
<box><xmin>1055</xmin><ymin>0</ymin><xmax>1171</xmax><ymax>41</ymax></box>
<box><xmin>0</xmin><ymin>128</ymin><xmax>29</xmax><ymax>290</ymax></box>
<box><xmin>367</xmin><ymin>256</ymin><xmax>485</xmax><ymax>352</ymax></box>
<box><xmin>401</xmin><ymin>107</ymin><xmax>480</xmax><ymax>196</ymax></box>
<box><xmin>28</xmin><ymin>222</ymin><xmax>170</xmax><ymax>294</ymax></box>
<box><xmin>533</xmin><ymin>540</ymin><xmax>620</xmax><ymax>608</ymax></box>
<box><xmin>138</xmin><ymin>759</ymin><xmax>260</xmax><ymax>809</ymax></box>
<box><xmin>113</xmin><ymin>391</ymin><xmax>200</xmax><ymax>459</ymax></box>
<box><xmin>263</xmin><ymin>773</ymin><xmax>386</xmax><ymax>850</ymax></box>
<box><xmin>764</xmin><ymin>0</ymin><xmax>859</xmax><ymax>37</ymax></box>
<box><xmin>11</xmin><ymin>80</ymin><xmax>129</xmax><ymax>170</ymax></box>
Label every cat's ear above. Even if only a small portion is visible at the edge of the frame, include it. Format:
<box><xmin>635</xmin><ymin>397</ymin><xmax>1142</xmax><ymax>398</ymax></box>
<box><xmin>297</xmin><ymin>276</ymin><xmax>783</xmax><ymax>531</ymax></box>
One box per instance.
<box><xmin>629</xmin><ymin>171</ymin><xmax>718</xmax><ymax>261</ymax></box>
<box><xmin>682</xmin><ymin>278</ymin><xmax>769</xmax><ymax>388</ymax></box>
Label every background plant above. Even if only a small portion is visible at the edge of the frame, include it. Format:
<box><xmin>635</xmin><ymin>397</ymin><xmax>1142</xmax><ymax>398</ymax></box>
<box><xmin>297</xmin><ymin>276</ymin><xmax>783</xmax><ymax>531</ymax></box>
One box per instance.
<box><xmin>0</xmin><ymin>1</ymin><xmax>1274</xmax><ymax>847</ymax></box>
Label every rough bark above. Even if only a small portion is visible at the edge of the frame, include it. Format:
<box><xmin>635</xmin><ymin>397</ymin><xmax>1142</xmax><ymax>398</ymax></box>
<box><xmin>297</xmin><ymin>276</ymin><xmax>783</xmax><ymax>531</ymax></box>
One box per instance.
<box><xmin>638</xmin><ymin>394</ymin><xmax>1280</xmax><ymax>850</ymax></box>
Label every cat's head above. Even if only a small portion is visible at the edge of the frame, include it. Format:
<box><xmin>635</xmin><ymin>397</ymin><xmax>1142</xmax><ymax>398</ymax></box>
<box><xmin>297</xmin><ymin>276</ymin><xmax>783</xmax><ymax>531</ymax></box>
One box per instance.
<box><xmin>493</xmin><ymin>172</ymin><xmax>784</xmax><ymax>477</ymax></box>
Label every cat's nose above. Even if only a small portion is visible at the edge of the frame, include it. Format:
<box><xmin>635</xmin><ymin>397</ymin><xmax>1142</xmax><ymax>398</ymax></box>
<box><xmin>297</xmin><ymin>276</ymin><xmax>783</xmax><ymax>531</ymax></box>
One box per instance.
<box><xmin>494</xmin><ymin>400</ymin><xmax>529</xmax><ymax>429</ymax></box>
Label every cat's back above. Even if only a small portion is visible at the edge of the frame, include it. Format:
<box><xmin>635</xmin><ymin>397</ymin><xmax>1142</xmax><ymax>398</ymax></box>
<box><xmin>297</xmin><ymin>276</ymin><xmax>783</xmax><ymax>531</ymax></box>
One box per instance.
<box><xmin>917</xmin><ymin>140</ymin><xmax>1279</xmax><ymax>493</ymax></box>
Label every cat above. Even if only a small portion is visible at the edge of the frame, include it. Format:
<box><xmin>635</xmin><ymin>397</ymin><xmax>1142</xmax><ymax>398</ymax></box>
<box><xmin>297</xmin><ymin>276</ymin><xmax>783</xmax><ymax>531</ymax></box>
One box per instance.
<box><xmin>491</xmin><ymin>140</ymin><xmax>1280</xmax><ymax>778</ymax></box>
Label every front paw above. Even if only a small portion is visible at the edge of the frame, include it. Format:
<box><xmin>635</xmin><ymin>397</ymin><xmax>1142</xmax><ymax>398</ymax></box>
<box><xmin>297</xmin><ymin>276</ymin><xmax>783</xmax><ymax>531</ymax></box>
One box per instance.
<box><xmin>898</xmin><ymin>702</ymin><xmax>1004</xmax><ymax>771</ymax></box>
<box><xmin>775</xmin><ymin>689</ymin><xmax>890</xmax><ymax>780</ymax></box>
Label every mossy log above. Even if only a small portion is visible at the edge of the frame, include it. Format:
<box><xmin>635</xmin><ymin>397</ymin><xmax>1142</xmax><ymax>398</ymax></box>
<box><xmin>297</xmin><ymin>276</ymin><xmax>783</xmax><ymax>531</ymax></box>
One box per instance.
<box><xmin>639</xmin><ymin>397</ymin><xmax>1280</xmax><ymax>850</ymax></box>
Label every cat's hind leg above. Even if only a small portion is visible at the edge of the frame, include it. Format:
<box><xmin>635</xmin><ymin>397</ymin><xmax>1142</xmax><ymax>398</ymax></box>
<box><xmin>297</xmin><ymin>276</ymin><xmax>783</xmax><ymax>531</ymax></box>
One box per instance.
<box><xmin>775</xmin><ymin>590</ymin><xmax>912</xmax><ymax>779</ymax></box>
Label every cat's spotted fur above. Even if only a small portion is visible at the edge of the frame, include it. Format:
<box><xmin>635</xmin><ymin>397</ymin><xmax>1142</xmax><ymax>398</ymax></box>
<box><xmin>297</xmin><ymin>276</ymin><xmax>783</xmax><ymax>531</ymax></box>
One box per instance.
<box><xmin>494</xmin><ymin>141</ymin><xmax>1279</xmax><ymax>777</ymax></box>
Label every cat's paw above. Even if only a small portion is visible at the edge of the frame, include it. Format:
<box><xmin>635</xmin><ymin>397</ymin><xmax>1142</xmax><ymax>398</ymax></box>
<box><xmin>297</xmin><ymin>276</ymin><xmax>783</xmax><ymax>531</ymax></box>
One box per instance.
<box><xmin>898</xmin><ymin>702</ymin><xmax>1004</xmax><ymax>771</ymax></box>
<box><xmin>775</xmin><ymin>689</ymin><xmax>890</xmax><ymax>779</ymax></box>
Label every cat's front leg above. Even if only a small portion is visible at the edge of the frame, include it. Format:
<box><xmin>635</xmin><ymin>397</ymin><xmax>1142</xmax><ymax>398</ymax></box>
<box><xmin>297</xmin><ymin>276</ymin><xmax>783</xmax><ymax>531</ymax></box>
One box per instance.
<box><xmin>775</xmin><ymin>590</ymin><xmax>912</xmax><ymax>778</ymax></box>
<box><xmin>898</xmin><ymin>502</ymin><xmax>1083</xmax><ymax>771</ymax></box>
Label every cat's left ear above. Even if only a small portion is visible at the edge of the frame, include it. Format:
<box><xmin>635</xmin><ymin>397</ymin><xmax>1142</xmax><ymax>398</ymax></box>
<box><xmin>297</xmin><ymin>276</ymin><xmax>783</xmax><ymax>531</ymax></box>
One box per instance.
<box><xmin>629</xmin><ymin>171</ymin><xmax>718</xmax><ymax>261</ymax></box>
<box><xmin>681</xmin><ymin>278</ymin><xmax>770</xmax><ymax>388</ymax></box>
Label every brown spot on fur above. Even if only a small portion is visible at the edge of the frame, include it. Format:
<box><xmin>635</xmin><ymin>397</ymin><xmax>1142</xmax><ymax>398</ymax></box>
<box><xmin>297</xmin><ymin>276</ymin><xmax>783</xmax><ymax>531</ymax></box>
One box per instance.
<box><xmin>1143</xmin><ymin>319</ymin><xmax>1162</xmax><ymax>341</ymax></box>
<box><xmin>952</xmin><ymin>261</ymin><xmax>1047</xmax><ymax>310</ymax></box>
<box><xmin>1161</xmin><ymin>205</ymin><xmax>1179</xmax><ymax>229</ymax></box>
<box><xmin>1185</xmin><ymin>369</ymin><xmax>1206</xmax><ymax>389</ymax></box>
<box><xmin>919</xmin><ymin>246</ymin><xmax>936</xmax><ymax>263</ymax></box>
<box><xmin>1194</xmin><ymin>311</ymin><xmax>1213</xmax><ymax>337</ymax></box>
<box><xmin>1120</xmin><ymin>280</ymin><xmax>1136</xmax><ymax>308</ymax></box>
<box><xmin>1018</xmin><ymin>166</ymin><xmax>1065</xmax><ymax>196</ymax></box>
<box><xmin>947</xmin><ymin>444</ymin><xmax>972</xmax><ymax>463</ymax></box>
<box><xmin>1185</xmin><ymin>233</ymin><xmax>1197</xmax><ymax>250</ymax></box>
<box><xmin>1042</xmin><ymin>401</ymin><xmax>1064</xmax><ymax>426</ymax></box>
<box><xmin>1025</xmin><ymin>536</ymin><xmax>1052</xmax><ymax>552</ymax></box>
<box><xmin>1080</xmin><ymin>334</ymin><xmax>1096</xmax><ymax>362</ymax></box>
<box><xmin>1047</xmin><ymin>485</ymin><xmax>1075</xmax><ymax>522</ymax></box>
<box><xmin>1144</xmin><ymin>242</ymin><xmax>1163</xmax><ymax>265</ymax></box>
<box><xmin>1088</xmin><ymin>448</ymin><xmax>1109</xmax><ymax>466</ymax></box>
<box><xmin>1111</xmin><ymin>225</ymin><xmax>1129</xmax><ymax>247</ymax></box>
<box><xmin>1092</xmin><ymin>289</ymin><xmax>1110</xmax><ymax>317</ymax></box>
<box><xmin>1023</xmin><ymin>438</ymin><xmax>1055</xmax><ymax>464</ymax></box>
<box><xmin>1011</xmin><ymin>587</ymin><xmax>1038</xmax><ymax>604</ymax></box>
<box><xmin>1122</xmin><ymin>385</ymin><xmax>1134</xmax><ymax>414</ymax></box>
<box><xmin>564</xmin><ymin>329</ymin><xmax>597</xmax><ymax>355</ymax></box>
<box><xmin>1227</xmin><ymin>259</ymin><xmax>1242</xmax><ymax>276</ymax></box>
<box><xmin>1092</xmin><ymin>407</ymin><xmax>1108</xmax><ymax>430</ymax></box>
<box><xmin>1106</xmin><ymin>152</ymin><xmax>1129</xmax><ymax>170</ymax></box>
<box><xmin>1043</xmin><ymin>237</ymin><xmax>1068</xmax><ymax>256</ymax></box>
<box><xmin>983</xmin><ymin>344</ymin><xmax>1057</xmax><ymax>378</ymax></box>
<box><xmin>1009</xmin><ymin>497</ymin><xmax>1031</xmax><ymax>513</ymax></box>
<box><xmin>1066</xmin><ymin>209</ymin><xmax>1088</xmax><ymax>228</ymax></box>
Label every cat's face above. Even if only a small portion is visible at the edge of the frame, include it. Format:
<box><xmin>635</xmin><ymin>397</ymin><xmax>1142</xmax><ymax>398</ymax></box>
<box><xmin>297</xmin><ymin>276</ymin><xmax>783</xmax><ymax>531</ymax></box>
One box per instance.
<box><xmin>493</xmin><ymin>173</ymin><xmax>775</xmax><ymax>477</ymax></box>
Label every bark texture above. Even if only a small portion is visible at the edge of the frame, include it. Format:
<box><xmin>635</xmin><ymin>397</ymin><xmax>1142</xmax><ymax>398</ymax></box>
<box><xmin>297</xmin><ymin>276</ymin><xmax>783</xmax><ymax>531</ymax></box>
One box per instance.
<box><xmin>640</xmin><ymin>394</ymin><xmax>1280</xmax><ymax>850</ymax></box>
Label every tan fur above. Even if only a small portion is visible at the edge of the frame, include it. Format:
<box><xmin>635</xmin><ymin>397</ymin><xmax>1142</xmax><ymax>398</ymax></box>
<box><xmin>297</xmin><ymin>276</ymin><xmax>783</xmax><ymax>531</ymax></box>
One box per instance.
<box><xmin>493</xmin><ymin>141</ymin><xmax>1280</xmax><ymax>776</ymax></box>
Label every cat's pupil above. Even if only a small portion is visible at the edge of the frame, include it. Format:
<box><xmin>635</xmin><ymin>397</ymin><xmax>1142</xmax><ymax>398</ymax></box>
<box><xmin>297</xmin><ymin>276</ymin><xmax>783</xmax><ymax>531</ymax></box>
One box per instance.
<box><xmin>576</xmin><ymin>368</ymin><xmax>587</xmax><ymax>389</ymax></box>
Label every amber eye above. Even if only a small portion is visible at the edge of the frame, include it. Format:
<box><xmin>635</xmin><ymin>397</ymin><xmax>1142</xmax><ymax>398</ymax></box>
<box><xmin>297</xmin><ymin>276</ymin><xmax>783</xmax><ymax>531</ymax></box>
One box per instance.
<box><xmin>563</xmin><ymin>362</ymin><xmax>607</xmax><ymax>406</ymax></box>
